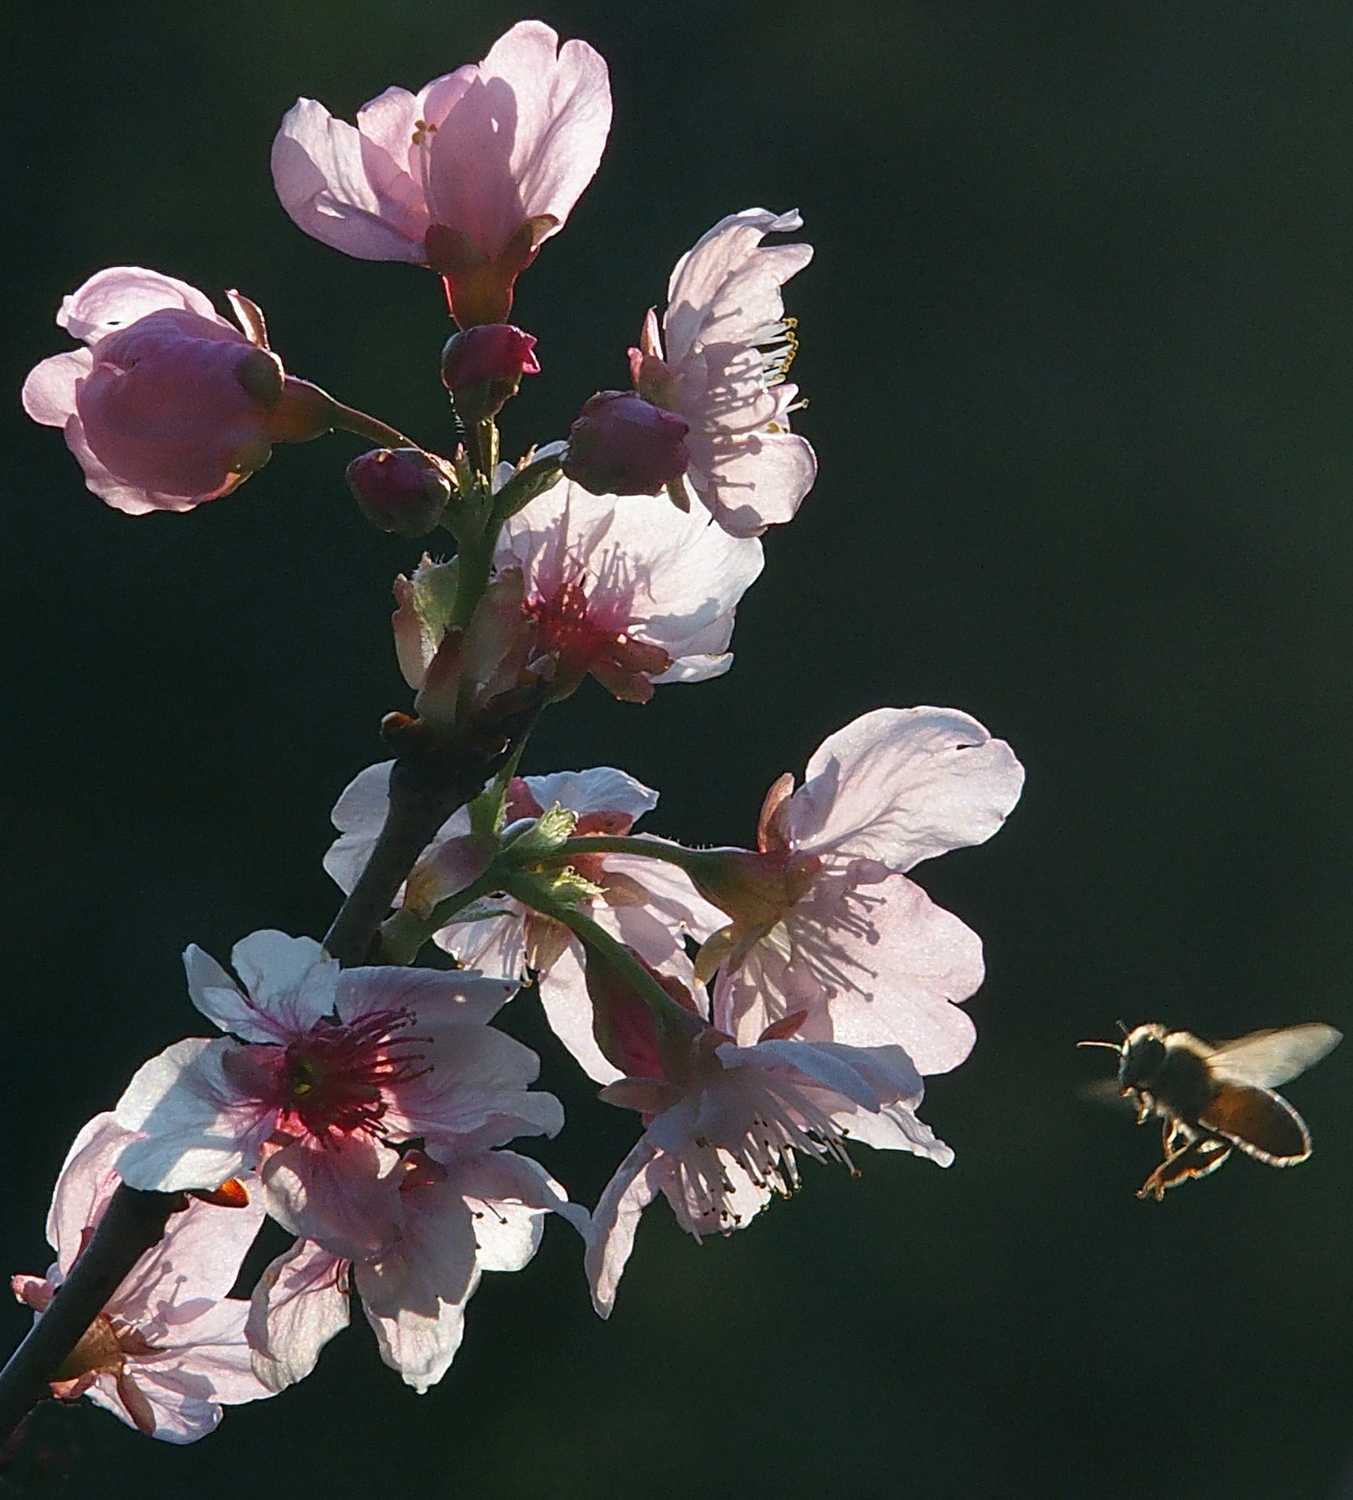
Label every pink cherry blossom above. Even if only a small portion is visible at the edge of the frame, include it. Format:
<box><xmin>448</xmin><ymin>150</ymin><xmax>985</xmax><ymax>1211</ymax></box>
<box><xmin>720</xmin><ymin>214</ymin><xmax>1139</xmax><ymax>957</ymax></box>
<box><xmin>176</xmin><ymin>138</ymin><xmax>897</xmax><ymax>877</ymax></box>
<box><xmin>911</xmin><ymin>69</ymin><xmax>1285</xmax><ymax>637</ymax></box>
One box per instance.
<box><xmin>271</xmin><ymin>21</ymin><xmax>611</xmax><ymax>325</ymax></box>
<box><xmin>21</xmin><ymin>268</ymin><xmax>324</xmax><ymax>516</ymax></box>
<box><xmin>583</xmin><ymin>976</ymin><xmax>952</xmax><ymax>1317</ymax></box>
<box><xmin>248</xmin><ymin>1146</ymin><xmax>583</xmax><ymax>1393</ymax></box>
<box><xmin>697</xmin><ymin>708</ymin><xmax>1025</xmax><ymax>1075</ymax></box>
<box><xmin>496</xmin><ymin>475</ymin><xmax>764</xmax><ymax>701</ymax></box>
<box><xmin>629</xmin><ymin>209</ymin><xmax>817</xmax><ymax>537</ymax></box>
<box><xmin>112</xmin><ymin>932</ymin><xmax>561</xmax><ymax>1261</ymax></box>
<box><xmin>325</xmin><ymin>765</ymin><xmax>726</xmax><ymax>1083</ymax></box>
<box><xmin>11</xmin><ymin>1114</ymin><xmax>271</xmax><ymax>1442</ymax></box>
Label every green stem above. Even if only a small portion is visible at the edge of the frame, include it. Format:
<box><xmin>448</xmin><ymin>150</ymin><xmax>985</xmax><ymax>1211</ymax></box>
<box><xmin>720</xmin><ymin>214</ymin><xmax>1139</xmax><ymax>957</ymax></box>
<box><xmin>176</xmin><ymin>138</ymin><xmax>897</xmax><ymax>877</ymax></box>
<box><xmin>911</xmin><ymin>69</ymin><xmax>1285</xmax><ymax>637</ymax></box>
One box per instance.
<box><xmin>330</xmin><ymin>401</ymin><xmax>421</xmax><ymax>452</ymax></box>
<box><xmin>378</xmin><ymin>868</ymin><xmax>508</xmax><ymax>964</ymax></box>
<box><xmin>448</xmin><ymin>526</ymin><xmax>499</xmax><ymax>630</ymax></box>
<box><xmin>464</xmin><ymin>416</ymin><xmax>498</xmax><ymax>486</ymax></box>
<box><xmin>546</xmin><ymin>834</ymin><xmax>708</xmax><ymax>872</ymax></box>
<box><xmin>500</xmin><ymin>874</ymin><xmax>694</xmax><ymax>1032</ymax></box>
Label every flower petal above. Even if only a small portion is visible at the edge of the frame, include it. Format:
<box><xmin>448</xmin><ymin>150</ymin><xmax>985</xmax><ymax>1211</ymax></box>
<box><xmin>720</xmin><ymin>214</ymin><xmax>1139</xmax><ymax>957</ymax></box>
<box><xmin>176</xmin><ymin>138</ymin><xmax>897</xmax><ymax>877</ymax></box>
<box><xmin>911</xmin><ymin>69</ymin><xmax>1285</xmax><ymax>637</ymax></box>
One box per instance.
<box><xmin>57</xmin><ymin>266</ymin><xmax>227</xmax><ymax>344</ymax></box>
<box><xmin>21</xmin><ymin>350</ymin><xmax>91</xmax><ymax>427</ymax></box>
<box><xmin>537</xmin><ymin>944</ymin><xmax>624</xmax><ymax>1085</ymax></box>
<box><xmin>334</xmin><ymin>964</ymin><xmax>515</xmax><ymax>1030</ymax></box>
<box><xmin>453</xmin><ymin>1149</ymin><xmax>586</xmax><ymax>1270</ymax></box>
<box><xmin>247</xmin><ymin>1239</ymin><xmax>351</xmax><ymax>1393</ymax></box>
<box><xmin>663</xmin><ymin>209</ymin><xmax>810</xmax><ymax>367</ymax></box>
<box><xmin>424</xmin><ymin>21</ymin><xmax>611</xmax><ymax>258</ymax></box>
<box><xmin>787</xmin><ymin>707</ymin><xmax>1025</xmax><ymax>869</ymax></box>
<box><xmin>271</xmin><ymin>98</ymin><xmax>429</xmax><ymax>262</ymax></box>
<box><xmin>584</xmin><ymin>1136</ymin><xmax>663</xmax><ymax>1318</ymax></box>
<box><xmin>260</xmin><ymin>1135</ymin><xmax>401</xmax><ymax>1261</ymax></box>
<box><xmin>522</xmin><ymin>766</ymin><xmax>658</xmax><ymax>824</ymax></box>
<box><xmin>115</xmin><ymin>1038</ymin><xmax>273</xmax><ymax>1192</ymax></box>
<box><xmin>44</xmin><ymin>1112</ymin><xmax>132</xmax><ymax>1273</ymax></box>
<box><xmin>183</xmin><ymin>944</ymin><xmax>284</xmax><ymax>1044</ymax></box>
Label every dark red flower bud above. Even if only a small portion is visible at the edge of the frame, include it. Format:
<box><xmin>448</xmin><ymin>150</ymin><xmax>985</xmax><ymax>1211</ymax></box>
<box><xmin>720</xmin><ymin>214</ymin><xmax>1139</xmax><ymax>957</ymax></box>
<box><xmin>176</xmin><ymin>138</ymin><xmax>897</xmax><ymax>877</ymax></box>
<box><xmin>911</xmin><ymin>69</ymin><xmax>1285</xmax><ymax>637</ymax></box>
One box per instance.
<box><xmin>346</xmin><ymin>448</ymin><xmax>451</xmax><ymax>537</ymax></box>
<box><xmin>562</xmin><ymin>391</ymin><xmax>690</xmax><ymax>497</ymax></box>
<box><xmin>440</xmin><ymin>324</ymin><xmax>540</xmax><ymax>423</ymax></box>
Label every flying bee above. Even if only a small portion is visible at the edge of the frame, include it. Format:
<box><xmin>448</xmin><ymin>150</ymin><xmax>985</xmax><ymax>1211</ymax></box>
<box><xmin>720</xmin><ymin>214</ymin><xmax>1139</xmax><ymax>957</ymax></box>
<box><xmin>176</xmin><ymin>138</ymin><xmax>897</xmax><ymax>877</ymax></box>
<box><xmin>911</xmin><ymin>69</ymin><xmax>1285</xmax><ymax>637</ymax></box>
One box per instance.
<box><xmin>1078</xmin><ymin>1021</ymin><xmax>1341</xmax><ymax>1199</ymax></box>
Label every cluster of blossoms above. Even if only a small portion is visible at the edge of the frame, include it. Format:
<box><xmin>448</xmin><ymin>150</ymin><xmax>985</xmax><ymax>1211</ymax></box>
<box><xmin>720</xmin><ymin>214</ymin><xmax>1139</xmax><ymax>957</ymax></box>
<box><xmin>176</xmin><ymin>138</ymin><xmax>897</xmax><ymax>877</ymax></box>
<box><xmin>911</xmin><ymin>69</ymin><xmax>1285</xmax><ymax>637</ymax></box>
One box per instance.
<box><xmin>10</xmin><ymin>18</ymin><xmax>1023</xmax><ymax>1451</ymax></box>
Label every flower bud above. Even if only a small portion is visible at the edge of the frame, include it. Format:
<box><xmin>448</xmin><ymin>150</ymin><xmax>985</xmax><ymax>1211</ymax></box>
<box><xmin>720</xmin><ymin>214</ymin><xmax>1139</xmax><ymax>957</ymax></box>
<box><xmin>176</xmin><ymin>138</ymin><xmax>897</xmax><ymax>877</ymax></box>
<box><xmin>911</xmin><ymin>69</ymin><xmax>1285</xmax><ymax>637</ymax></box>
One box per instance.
<box><xmin>23</xmin><ymin>268</ymin><xmax>334</xmax><ymax>515</ymax></box>
<box><xmin>440</xmin><ymin>324</ymin><xmax>540</xmax><ymax>423</ymax></box>
<box><xmin>562</xmin><ymin>391</ymin><xmax>690</xmax><ymax>497</ymax></box>
<box><xmin>347</xmin><ymin>449</ymin><xmax>451</xmax><ymax>537</ymax></box>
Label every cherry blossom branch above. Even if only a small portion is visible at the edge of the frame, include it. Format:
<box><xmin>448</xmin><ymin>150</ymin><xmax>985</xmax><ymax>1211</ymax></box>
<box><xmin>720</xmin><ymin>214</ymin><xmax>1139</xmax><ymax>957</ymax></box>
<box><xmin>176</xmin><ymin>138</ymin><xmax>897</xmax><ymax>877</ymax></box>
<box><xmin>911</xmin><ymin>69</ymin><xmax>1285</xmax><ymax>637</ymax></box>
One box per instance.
<box><xmin>0</xmin><ymin>1186</ymin><xmax>181</xmax><ymax>1442</ymax></box>
<box><xmin>325</xmin><ymin>704</ymin><xmax>544</xmax><ymax>967</ymax></box>
<box><xmin>326</xmin><ymin>746</ymin><xmax>497</xmax><ymax>968</ymax></box>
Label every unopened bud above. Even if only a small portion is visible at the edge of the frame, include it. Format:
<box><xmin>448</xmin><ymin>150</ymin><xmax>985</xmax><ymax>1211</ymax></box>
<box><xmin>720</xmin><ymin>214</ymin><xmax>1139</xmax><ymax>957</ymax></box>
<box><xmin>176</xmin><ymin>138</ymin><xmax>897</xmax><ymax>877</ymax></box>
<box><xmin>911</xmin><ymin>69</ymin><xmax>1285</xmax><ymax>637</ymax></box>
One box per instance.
<box><xmin>563</xmin><ymin>391</ymin><xmax>690</xmax><ymax>497</ymax></box>
<box><xmin>441</xmin><ymin>324</ymin><xmax>541</xmax><ymax>423</ymax></box>
<box><xmin>347</xmin><ymin>449</ymin><xmax>451</xmax><ymax>537</ymax></box>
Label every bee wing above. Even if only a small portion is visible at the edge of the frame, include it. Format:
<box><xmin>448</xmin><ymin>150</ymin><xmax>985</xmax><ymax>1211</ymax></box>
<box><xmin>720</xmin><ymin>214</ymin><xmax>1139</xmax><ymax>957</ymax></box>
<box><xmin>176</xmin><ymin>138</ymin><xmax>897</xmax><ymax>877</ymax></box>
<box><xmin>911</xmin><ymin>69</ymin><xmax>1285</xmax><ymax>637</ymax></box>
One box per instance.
<box><xmin>1197</xmin><ymin>1083</ymin><xmax>1312</xmax><ymax>1165</ymax></box>
<box><xmin>1205</xmin><ymin>1023</ymin><xmax>1341</xmax><ymax>1089</ymax></box>
<box><xmin>1078</xmin><ymin>1078</ymin><xmax>1132</xmax><ymax>1109</ymax></box>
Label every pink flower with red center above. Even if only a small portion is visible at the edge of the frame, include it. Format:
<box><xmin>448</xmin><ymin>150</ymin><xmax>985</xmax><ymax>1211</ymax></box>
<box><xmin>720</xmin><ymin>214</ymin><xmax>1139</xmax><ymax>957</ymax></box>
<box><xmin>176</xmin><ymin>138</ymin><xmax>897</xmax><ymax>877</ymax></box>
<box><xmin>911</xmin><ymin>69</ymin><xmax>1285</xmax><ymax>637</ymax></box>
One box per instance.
<box><xmin>684</xmin><ymin>708</ymin><xmax>1025</xmax><ymax>1075</ymax></box>
<box><xmin>496</xmin><ymin>475</ymin><xmax>764</xmax><ymax>701</ymax></box>
<box><xmin>325</xmin><ymin>765</ymin><xmax>725</xmax><ymax>1083</ymax></box>
<box><xmin>112</xmin><ymin>931</ymin><xmax>561</xmax><ymax>1261</ymax></box>
<box><xmin>581</xmin><ymin>964</ymin><xmax>951</xmax><ymax>1318</ymax></box>
<box><xmin>247</xmin><ymin>1145</ymin><xmax>585</xmax><ymax>1394</ymax></box>
<box><xmin>629</xmin><ymin>209</ymin><xmax>816</xmax><ymax>537</ymax></box>
<box><xmin>11</xmin><ymin>1114</ymin><xmax>272</xmax><ymax>1442</ymax></box>
<box><xmin>22</xmin><ymin>267</ymin><xmax>331</xmax><ymax>515</ymax></box>
<box><xmin>271</xmin><ymin>21</ymin><xmax>611</xmax><ymax>325</ymax></box>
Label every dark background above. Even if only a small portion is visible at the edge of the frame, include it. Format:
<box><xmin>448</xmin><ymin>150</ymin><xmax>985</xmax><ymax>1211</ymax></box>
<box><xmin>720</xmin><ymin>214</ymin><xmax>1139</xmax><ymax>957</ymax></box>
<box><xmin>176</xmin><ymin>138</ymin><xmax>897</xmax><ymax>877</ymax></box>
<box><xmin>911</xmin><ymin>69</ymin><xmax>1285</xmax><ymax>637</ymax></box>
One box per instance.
<box><xmin>3</xmin><ymin>1</ymin><xmax>1353</xmax><ymax>1496</ymax></box>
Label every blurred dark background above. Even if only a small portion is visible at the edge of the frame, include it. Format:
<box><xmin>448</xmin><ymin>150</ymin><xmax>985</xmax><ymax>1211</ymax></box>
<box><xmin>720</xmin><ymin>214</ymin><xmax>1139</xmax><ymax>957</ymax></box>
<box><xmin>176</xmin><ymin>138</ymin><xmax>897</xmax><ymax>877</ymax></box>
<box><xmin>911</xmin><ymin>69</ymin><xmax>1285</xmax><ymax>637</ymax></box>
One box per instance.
<box><xmin>3</xmin><ymin>1</ymin><xmax>1353</xmax><ymax>1496</ymax></box>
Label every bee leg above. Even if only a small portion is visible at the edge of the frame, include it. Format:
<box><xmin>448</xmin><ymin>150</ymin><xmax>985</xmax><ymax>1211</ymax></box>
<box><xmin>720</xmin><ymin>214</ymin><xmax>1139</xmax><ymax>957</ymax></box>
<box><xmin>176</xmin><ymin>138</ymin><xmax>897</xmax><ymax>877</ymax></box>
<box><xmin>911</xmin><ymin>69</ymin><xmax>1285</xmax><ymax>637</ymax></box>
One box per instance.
<box><xmin>1137</xmin><ymin>1135</ymin><xmax>1233</xmax><ymax>1201</ymax></box>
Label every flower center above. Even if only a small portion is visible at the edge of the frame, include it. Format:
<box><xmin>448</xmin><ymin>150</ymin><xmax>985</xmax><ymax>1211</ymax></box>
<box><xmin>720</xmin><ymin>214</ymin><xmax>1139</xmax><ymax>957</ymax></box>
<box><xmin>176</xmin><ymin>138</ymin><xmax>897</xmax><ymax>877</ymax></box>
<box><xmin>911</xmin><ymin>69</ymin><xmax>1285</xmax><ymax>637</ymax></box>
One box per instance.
<box><xmin>674</xmin><ymin>1068</ymin><xmax>855</xmax><ymax>1234</ymax></box>
<box><xmin>53</xmin><ymin>1314</ymin><xmax>126</xmax><ymax>1382</ymax></box>
<box><xmin>279</xmin><ymin>1008</ymin><xmax>429</xmax><ymax>1143</ymax></box>
<box><xmin>524</xmin><ymin>579</ymin><xmax>670</xmax><ymax>699</ymax></box>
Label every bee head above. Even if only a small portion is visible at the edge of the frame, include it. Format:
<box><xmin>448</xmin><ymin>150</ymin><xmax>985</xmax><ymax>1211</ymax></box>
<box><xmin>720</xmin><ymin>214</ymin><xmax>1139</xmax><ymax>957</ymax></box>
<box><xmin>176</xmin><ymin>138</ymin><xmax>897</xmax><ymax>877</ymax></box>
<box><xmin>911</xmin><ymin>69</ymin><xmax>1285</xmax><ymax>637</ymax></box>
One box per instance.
<box><xmin>1117</xmin><ymin>1024</ymin><xmax>1169</xmax><ymax>1090</ymax></box>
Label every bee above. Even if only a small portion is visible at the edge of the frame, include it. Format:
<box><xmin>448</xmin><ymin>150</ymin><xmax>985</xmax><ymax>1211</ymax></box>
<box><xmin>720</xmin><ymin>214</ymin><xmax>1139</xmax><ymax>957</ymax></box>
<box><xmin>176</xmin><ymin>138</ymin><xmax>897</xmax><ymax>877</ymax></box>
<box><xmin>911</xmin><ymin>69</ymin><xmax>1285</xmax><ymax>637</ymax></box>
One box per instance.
<box><xmin>1079</xmin><ymin>1022</ymin><xmax>1341</xmax><ymax>1199</ymax></box>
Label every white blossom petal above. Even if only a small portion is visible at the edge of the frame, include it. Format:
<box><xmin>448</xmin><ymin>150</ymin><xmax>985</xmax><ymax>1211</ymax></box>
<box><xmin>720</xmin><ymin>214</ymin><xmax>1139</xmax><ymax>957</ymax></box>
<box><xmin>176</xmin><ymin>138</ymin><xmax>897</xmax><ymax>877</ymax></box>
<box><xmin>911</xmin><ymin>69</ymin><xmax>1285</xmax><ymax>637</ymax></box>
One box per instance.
<box><xmin>585</xmin><ymin>1136</ymin><xmax>663</xmax><ymax>1318</ymax></box>
<box><xmin>522</xmin><ymin>766</ymin><xmax>658</xmax><ymax>823</ymax></box>
<box><xmin>228</xmin><ymin>931</ymin><xmax>337</xmax><ymax>1034</ymax></box>
<box><xmin>454</xmin><ymin>1149</ymin><xmax>585</xmax><ymax>1270</ymax></box>
<box><xmin>115</xmin><ymin>1038</ymin><xmax>273</xmax><ymax>1192</ymax></box>
<box><xmin>21</xmin><ymin>350</ymin><xmax>91</xmax><ymax>427</ymax></box>
<box><xmin>786</xmin><ymin>706</ymin><xmax>1025</xmax><ymax>869</ymax></box>
<box><xmin>247</xmin><ymin>1239</ymin><xmax>351</xmax><ymax>1393</ymax></box>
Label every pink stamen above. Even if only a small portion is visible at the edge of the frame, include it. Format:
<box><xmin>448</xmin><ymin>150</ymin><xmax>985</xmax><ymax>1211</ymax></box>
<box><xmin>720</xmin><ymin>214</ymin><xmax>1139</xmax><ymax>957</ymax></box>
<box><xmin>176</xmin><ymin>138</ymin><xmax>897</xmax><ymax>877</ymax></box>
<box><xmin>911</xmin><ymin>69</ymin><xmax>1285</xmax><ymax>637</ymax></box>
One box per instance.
<box><xmin>279</xmin><ymin>1007</ymin><xmax>430</xmax><ymax>1144</ymax></box>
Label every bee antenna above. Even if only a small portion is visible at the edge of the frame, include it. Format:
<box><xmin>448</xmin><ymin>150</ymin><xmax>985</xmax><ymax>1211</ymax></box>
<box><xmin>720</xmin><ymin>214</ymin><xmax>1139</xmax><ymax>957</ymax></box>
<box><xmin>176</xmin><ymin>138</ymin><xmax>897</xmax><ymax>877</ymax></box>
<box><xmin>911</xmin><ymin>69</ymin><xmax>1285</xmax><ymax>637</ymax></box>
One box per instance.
<box><xmin>1115</xmin><ymin>1019</ymin><xmax>1129</xmax><ymax>1037</ymax></box>
<box><xmin>1076</xmin><ymin>1039</ymin><xmax>1121</xmax><ymax>1051</ymax></box>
